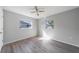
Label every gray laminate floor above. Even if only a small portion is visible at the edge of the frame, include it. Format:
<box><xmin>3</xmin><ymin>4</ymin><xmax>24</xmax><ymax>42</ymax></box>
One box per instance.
<box><xmin>1</xmin><ymin>37</ymin><xmax>79</xmax><ymax>53</ymax></box>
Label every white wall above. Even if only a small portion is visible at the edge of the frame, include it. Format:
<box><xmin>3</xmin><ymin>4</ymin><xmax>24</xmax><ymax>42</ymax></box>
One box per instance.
<box><xmin>0</xmin><ymin>7</ymin><xmax>3</xmax><ymax>51</ymax></box>
<box><xmin>3</xmin><ymin>10</ymin><xmax>37</xmax><ymax>45</ymax></box>
<box><xmin>39</xmin><ymin>7</ymin><xmax>79</xmax><ymax>47</ymax></box>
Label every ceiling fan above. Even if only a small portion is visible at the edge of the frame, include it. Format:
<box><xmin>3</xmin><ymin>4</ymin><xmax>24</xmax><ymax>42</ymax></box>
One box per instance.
<box><xmin>30</xmin><ymin>6</ymin><xmax>45</xmax><ymax>16</ymax></box>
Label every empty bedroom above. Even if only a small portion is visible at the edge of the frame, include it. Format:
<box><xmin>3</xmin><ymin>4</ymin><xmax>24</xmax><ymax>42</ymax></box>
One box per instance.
<box><xmin>0</xmin><ymin>6</ymin><xmax>79</xmax><ymax>53</ymax></box>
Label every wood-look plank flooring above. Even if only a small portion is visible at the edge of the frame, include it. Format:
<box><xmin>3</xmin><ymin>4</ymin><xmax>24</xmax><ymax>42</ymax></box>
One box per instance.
<box><xmin>1</xmin><ymin>37</ymin><xmax>79</xmax><ymax>53</ymax></box>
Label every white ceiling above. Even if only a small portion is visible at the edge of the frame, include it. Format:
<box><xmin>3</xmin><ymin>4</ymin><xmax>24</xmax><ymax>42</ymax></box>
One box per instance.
<box><xmin>3</xmin><ymin>6</ymin><xmax>78</xmax><ymax>19</ymax></box>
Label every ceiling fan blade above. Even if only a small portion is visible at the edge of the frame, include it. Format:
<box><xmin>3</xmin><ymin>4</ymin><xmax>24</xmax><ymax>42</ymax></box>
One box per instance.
<box><xmin>30</xmin><ymin>11</ymin><xmax>36</xmax><ymax>13</ymax></box>
<box><xmin>39</xmin><ymin>11</ymin><xmax>44</xmax><ymax>12</ymax></box>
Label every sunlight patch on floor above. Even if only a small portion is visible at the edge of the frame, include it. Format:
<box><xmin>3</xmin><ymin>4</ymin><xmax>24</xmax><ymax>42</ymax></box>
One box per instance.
<box><xmin>39</xmin><ymin>30</ymin><xmax>52</xmax><ymax>42</ymax></box>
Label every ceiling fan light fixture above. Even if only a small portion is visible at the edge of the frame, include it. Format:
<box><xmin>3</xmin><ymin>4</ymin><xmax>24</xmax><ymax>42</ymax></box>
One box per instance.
<box><xmin>30</xmin><ymin>6</ymin><xmax>45</xmax><ymax>16</ymax></box>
